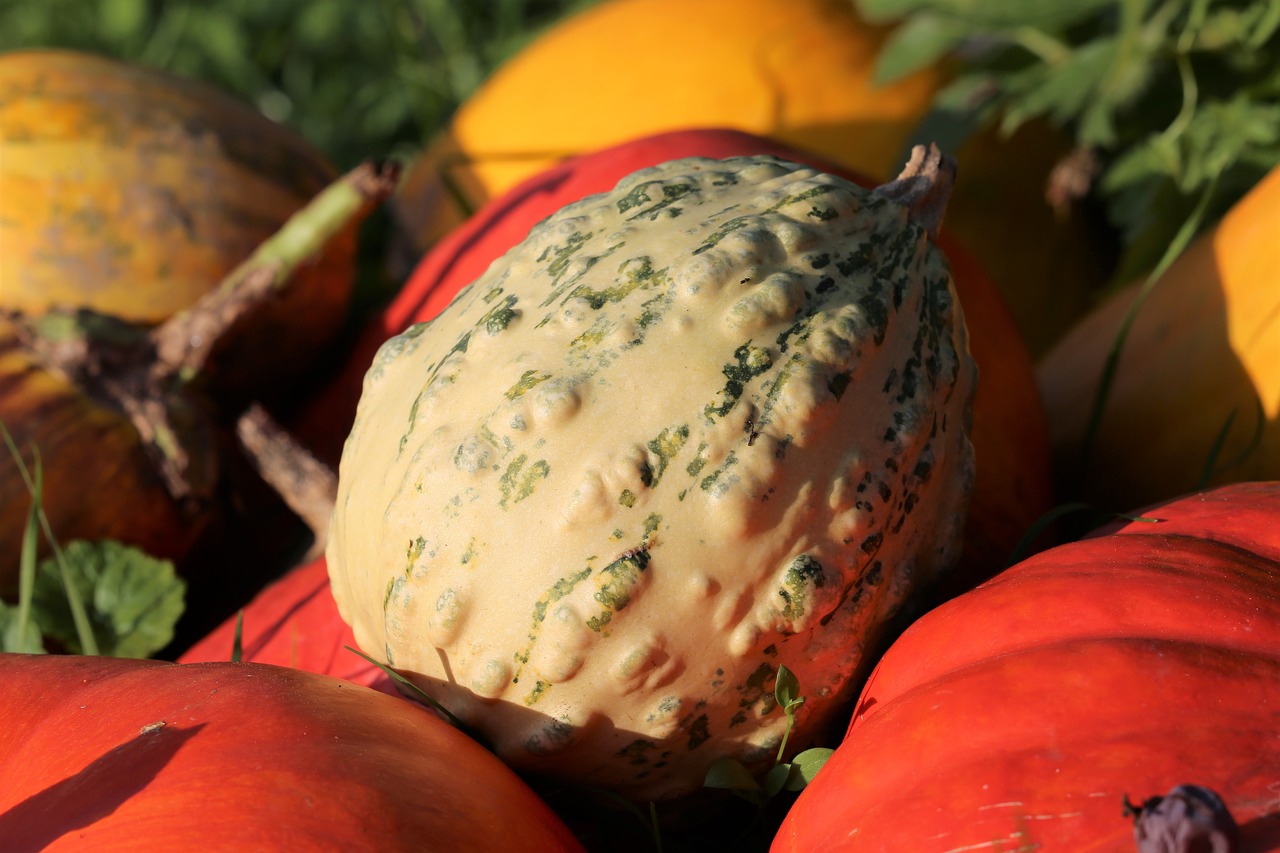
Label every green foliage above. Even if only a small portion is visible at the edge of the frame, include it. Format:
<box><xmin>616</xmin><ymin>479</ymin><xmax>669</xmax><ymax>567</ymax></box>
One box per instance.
<box><xmin>28</xmin><ymin>540</ymin><xmax>186</xmax><ymax>658</ymax></box>
<box><xmin>0</xmin><ymin>423</ymin><xmax>186</xmax><ymax>658</ymax></box>
<box><xmin>861</xmin><ymin>0</ymin><xmax>1280</xmax><ymax>282</ymax></box>
<box><xmin>703</xmin><ymin>664</ymin><xmax>835</xmax><ymax>807</ymax></box>
<box><xmin>0</xmin><ymin>0</ymin><xmax>597</xmax><ymax>169</ymax></box>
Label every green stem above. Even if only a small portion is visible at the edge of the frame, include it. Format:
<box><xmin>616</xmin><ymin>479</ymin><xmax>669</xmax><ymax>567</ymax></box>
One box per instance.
<box><xmin>1008</xmin><ymin>26</ymin><xmax>1073</xmax><ymax>65</ymax></box>
<box><xmin>14</xmin><ymin>452</ymin><xmax>40</xmax><ymax>652</ymax></box>
<box><xmin>0</xmin><ymin>426</ymin><xmax>97</xmax><ymax>655</ymax></box>
<box><xmin>151</xmin><ymin>160</ymin><xmax>402</xmax><ymax>384</ymax></box>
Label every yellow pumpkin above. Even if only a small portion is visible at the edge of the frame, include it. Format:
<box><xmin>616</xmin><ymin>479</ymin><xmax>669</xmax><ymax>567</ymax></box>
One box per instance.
<box><xmin>1037</xmin><ymin>165</ymin><xmax>1280</xmax><ymax>510</ymax></box>
<box><xmin>0</xmin><ymin>49</ymin><xmax>353</xmax><ymax>340</ymax></box>
<box><xmin>390</xmin><ymin>0</ymin><xmax>1110</xmax><ymax>356</ymax></box>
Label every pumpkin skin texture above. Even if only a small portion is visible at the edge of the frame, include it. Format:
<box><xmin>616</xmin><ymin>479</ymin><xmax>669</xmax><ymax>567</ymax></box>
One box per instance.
<box><xmin>0</xmin><ymin>49</ymin><xmax>356</xmax><ymax>391</ymax></box>
<box><xmin>0</xmin><ymin>654</ymin><xmax>584</xmax><ymax>852</ymax></box>
<box><xmin>1038</xmin><ymin>165</ymin><xmax>1280</xmax><ymax>512</ymax></box>
<box><xmin>327</xmin><ymin>152</ymin><xmax>977</xmax><ymax>800</ymax></box>
<box><xmin>389</xmin><ymin>0</ymin><xmax>1110</xmax><ymax>357</ymax></box>
<box><xmin>772</xmin><ymin>481</ymin><xmax>1280</xmax><ymax>853</ymax></box>
<box><xmin>300</xmin><ymin>128</ymin><xmax>1051</xmax><ymax>590</ymax></box>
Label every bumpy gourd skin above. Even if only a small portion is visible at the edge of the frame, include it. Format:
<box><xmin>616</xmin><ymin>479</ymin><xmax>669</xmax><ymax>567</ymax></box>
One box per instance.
<box><xmin>328</xmin><ymin>156</ymin><xmax>976</xmax><ymax>800</ymax></box>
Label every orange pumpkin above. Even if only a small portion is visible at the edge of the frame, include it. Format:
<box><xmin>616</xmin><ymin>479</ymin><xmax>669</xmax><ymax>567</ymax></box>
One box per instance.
<box><xmin>0</xmin><ymin>654</ymin><xmax>584</xmax><ymax>852</ymax></box>
<box><xmin>389</xmin><ymin>0</ymin><xmax>1110</xmax><ymax>356</ymax></box>
<box><xmin>0</xmin><ymin>315</ymin><xmax>196</xmax><ymax>595</ymax></box>
<box><xmin>774</xmin><ymin>481</ymin><xmax>1280</xmax><ymax>851</ymax></box>
<box><xmin>0</xmin><ymin>49</ymin><xmax>356</xmax><ymax>390</ymax></box>
<box><xmin>1038</xmin><ymin>164</ymin><xmax>1280</xmax><ymax>511</ymax></box>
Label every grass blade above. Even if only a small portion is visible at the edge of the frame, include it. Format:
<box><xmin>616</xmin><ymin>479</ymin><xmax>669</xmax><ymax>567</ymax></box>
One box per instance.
<box><xmin>1079</xmin><ymin>177</ymin><xmax>1219</xmax><ymax>472</ymax></box>
<box><xmin>342</xmin><ymin>645</ymin><xmax>470</xmax><ymax>733</ymax></box>
<box><xmin>1196</xmin><ymin>398</ymin><xmax>1267</xmax><ymax>489</ymax></box>
<box><xmin>0</xmin><ymin>424</ymin><xmax>98</xmax><ymax>655</ymax></box>
<box><xmin>14</xmin><ymin>450</ymin><xmax>41</xmax><ymax>653</ymax></box>
<box><xmin>231</xmin><ymin>609</ymin><xmax>244</xmax><ymax>663</ymax></box>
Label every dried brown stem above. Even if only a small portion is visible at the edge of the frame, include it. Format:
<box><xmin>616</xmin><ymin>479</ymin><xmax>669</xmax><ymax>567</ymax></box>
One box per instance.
<box><xmin>236</xmin><ymin>403</ymin><xmax>337</xmax><ymax>559</ymax></box>
<box><xmin>874</xmin><ymin>143</ymin><xmax>957</xmax><ymax>242</ymax></box>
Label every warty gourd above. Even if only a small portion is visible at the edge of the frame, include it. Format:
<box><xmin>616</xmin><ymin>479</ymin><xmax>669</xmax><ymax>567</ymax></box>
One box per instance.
<box><xmin>327</xmin><ymin>146</ymin><xmax>977</xmax><ymax>799</ymax></box>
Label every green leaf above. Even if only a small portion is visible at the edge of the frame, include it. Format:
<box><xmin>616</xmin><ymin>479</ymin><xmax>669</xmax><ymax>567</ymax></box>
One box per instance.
<box><xmin>0</xmin><ymin>600</ymin><xmax>46</xmax><ymax>654</ymax></box>
<box><xmin>788</xmin><ymin>748</ymin><xmax>836</xmax><ymax>790</ymax></box>
<box><xmin>998</xmin><ymin>38</ymin><xmax>1121</xmax><ymax>139</ymax></box>
<box><xmin>774</xmin><ymin>664</ymin><xmax>801</xmax><ymax>709</ymax></box>
<box><xmin>703</xmin><ymin>756</ymin><xmax>762</xmax><ymax>792</ymax></box>
<box><xmin>873</xmin><ymin>14</ymin><xmax>970</xmax><ymax>85</ymax></box>
<box><xmin>32</xmin><ymin>540</ymin><xmax>186</xmax><ymax>659</ymax></box>
<box><xmin>97</xmin><ymin>0</ymin><xmax>147</xmax><ymax>42</ymax></box>
<box><xmin>762</xmin><ymin>763</ymin><xmax>793</xmax><ymax>798</ymax></box>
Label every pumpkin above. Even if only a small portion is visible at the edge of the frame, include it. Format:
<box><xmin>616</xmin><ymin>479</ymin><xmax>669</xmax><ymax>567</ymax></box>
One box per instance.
<box><xmin>0</xmin><ymin>161</ymin><xmax>397</xmax><ymax>597</ymax></box>
<box><xmin>1038</xmin><ymin>165</ymin><xmax>1280</xmax><ymax>513</ymax></box>
<box><xmin>0</xmin><ymin>49</ymin><xmax>356</xmax><ymax>393</ymax></box>
<box><xmin>0</xmin><ymin>653</ymin><xmax>583</xmax><ymax>852</ymax></box>
<box><xmin>772</xmin><ymin>481</ymin><xmax>1280</xmax><ymax>852</ymax></box>
<box><xmin>326</xmin><ymin>148</ymin><xmax>977</xmax><ymax>800</ymax></box>
<box><xmin>388</xmin><ymin>0</ymin><xmax>1110</xmax><ymax>356</ymax></box>
<box><xmin>299</xmin><ymin>128</ymin><xmax>1052</xmax><ymax>591</ymax></box>
<box><xmin>0</xmin><ymin>313</ymin><xmax>200</xmax><ymax>595</ymax></box>
<box><xmin>178</xmin><ymin>554</ymin><xmax>388</xmax><ymax>694</ymax></box>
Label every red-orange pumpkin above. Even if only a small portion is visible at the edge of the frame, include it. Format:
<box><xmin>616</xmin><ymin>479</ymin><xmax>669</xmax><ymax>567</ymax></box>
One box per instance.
<box><xmin>178</xmin><ymin>554</ymin><xmax>386</xmax><ymax>692</ymax></box>
<box><xmin>0</xmin><ymin>654</ymin><xmax>583</xmax><ymax>852</ymax></box>
<box><xmin>773</xmin><ymin>481</ymin><xmax>1280</xmax><ymax>851</ymax></box>
<box><xmin>297</xmin><ymin>127</ymin><xmax>1053</xmax><ymax>587</ymax></box>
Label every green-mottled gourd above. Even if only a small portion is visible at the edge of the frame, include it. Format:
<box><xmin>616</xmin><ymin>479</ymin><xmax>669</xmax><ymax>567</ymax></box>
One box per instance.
<box><xmin>326</xmin><ymin>147</ymin><xmax>977</xmax><ymax>800</ymax></box>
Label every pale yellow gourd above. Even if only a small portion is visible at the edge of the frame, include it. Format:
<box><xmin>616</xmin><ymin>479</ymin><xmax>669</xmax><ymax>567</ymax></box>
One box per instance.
<box><xmin>327</xmin><ymin>151</ymin><xmax>976</xmax><ymax>800</ymax></box>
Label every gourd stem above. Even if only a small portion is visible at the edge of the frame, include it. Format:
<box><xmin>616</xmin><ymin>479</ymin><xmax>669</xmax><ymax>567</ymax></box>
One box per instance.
<box><xmin>873</xmin><ymin>143</ymin><xmax>957</xmax><ymax>241</ymax></box>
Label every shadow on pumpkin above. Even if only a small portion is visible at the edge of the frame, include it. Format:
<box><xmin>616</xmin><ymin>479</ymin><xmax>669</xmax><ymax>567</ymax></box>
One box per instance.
<box><xmin>1241</xmin><ymin>809</ymin><xmax>1280</xmax><ymax>851</ymax></box>
<box><xmin>0</xmin><ymin>723</ymin><xmax>204</xmax><ymax>850</ymax></box>
<box><xmin>1040</xmin><ymin>230</ymin><xmax>1278</xmax><ymax>518</ymax></box>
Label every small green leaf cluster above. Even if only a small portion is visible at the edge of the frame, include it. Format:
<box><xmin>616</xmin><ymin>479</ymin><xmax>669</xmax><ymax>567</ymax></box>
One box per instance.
<box><xmin>703</xmin><ymin>665</ymin><xmax>835</xmax><ymax>807</ymax></box>
<box><xmin>0</xmin><ymin>540</ymin><xmax>187</xmax><ymax>658</ymax></box>
<box><xmin>859</xmin><ymin>0</ymin><xmax>1280</xmax><ymax>281</ymax></box>
<box><xmin>0</xmin><ymin>426</ymin><xmax>185</xmax><ymax>659</ymax></box>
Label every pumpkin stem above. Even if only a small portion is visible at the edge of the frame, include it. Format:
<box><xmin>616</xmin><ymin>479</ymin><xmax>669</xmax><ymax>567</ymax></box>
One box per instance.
<box><xmin>149</xmin><ymin>159</ymin><xmax>402</xmax><ymax>386</ymax></box>
<box><xmin>874</xmin><ymin>143</ymin><xmax>956</xmax><ymax>242</ymax></box>
<box><xmin>1125</xmin><ymin>785</ymin><xmax>1240</xmax><ymax>853</ymax></box>
<box><xmin>7</xmin><ymin>160</ymin><xmax>400</xmax><ymax>511</ymax></box>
